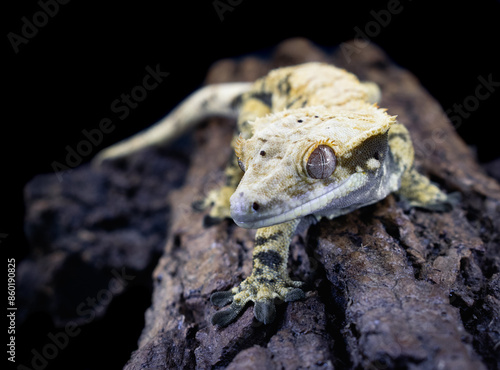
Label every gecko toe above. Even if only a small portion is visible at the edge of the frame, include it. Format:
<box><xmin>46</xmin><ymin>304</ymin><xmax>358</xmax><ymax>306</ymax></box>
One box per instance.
<box><xmin>211</xmin><ymin>302</ymin><xmax>244</xmax><ymax>327</ymax></box>
<box><xmin>210</xmin><ymin>291</ymin><xmax>234</xmax><ymax>307</ymax></box>
<box><xmin>284</xmin><ymin>288</ymin><xmax>305</xmax><ymax>302</ymax></box>
<box><xmin>254</xmin><ymin>299</ymin><xmax>276</xmax><ymax>325</ymax></box>
<box><xmin>203</xmin><ymin>214</ymin><xmax>223</xmax><ymax>227</ymax></box>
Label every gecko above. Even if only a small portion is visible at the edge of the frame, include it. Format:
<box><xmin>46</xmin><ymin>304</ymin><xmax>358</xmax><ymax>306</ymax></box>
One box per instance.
<box><xmin>93</xmin><ymin>62</ymin><xmax>454</xmax><ymax>327</ymax></box>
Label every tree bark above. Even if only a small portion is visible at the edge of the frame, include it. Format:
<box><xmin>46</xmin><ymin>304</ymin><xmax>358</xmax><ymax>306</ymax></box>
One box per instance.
<box><xmin>22</xmin><ymin>38</ymin><xmax>499</xmax><ymax>369</ymax></box>
<box><xmin>122</xmin><ymin>39</ymin><xmax>500</xmax><ymax>369</ymax></box>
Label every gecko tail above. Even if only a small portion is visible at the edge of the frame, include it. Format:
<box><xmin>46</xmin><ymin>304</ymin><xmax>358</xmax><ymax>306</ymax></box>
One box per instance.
<box><xmin>92</xmin><ymin>82</ymin><xmax>252</xmax><ymax>166</ymax></box>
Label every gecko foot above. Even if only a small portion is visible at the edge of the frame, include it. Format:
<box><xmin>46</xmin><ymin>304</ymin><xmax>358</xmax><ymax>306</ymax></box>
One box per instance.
<box><xmin>210</xmin><ymin>275</ymin><xmax>305</xmax><ymax>327</ymax></box>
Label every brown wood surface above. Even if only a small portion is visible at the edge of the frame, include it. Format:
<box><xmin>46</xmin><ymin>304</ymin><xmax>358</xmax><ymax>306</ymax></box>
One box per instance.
<box><xmin>22</xmin><ymin>38</ymin><xmax>499</xmax><ymax>369</ymax></box>
<box><xmin>125</xmin><ymin>39</ymin><xmax>500</xmax><ymax>369</ymax></box>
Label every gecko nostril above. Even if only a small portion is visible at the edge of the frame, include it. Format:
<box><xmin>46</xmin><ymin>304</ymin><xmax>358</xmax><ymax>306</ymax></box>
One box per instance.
<box><xmin>252</xmin><ymin>202</ymin><xmax>260</xmax><ymax>211</ymax></box>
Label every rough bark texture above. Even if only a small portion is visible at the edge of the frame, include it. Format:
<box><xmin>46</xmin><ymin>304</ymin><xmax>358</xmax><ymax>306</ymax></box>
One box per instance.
<box><xmin>22</xmin><ymin>38</ymin><xmax>500</xmax><ymax>369</ymax></box>
<box><xmin>21</xmin><ymin>146</ymin><xmax>188</xmax><ymax>326</ymax></box>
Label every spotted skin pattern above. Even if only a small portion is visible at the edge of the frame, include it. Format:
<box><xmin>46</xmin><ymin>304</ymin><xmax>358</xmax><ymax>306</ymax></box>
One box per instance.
<box><xmin>94</xmin><ymin>63</ymin><xmax>454</xmax><ymax>327</ymax></box>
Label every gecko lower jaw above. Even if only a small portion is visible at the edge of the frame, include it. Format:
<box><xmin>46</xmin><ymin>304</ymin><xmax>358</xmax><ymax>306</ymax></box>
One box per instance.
<box><xmin>231</xmin><ymin>173</ymin><xmax>366</xmax><ymax>229</ymax></box>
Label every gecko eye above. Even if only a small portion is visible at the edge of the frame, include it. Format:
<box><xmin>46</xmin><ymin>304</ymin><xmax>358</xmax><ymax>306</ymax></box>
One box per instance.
<box><xmin>306</xmin><ymin>145</ymin><xmax>336</xmax><ymax>179</ymax></box>
<box><xmin>237</xmin><ymin>158</ymin><xmax>245</xmax><ymax>172</ymax></box>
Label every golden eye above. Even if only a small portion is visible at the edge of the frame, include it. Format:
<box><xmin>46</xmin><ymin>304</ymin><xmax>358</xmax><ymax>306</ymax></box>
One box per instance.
<box><xmin>306</xmin><ymin>145</ymin><xmax>336</xmax><ymax>179</ymax></box>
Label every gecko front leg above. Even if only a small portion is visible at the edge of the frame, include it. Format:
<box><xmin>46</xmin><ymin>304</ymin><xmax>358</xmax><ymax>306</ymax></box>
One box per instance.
<box><xmin>211</xmin><ymin>219</ymin><xmax>305</xmax><ymax>327</ymax></box>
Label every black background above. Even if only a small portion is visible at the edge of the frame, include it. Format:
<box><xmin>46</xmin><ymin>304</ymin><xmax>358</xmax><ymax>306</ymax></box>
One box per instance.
<box><xmin>4</xmin><ymin>0</ymin><xmax>500</xmax><ymax>369</ymax></box>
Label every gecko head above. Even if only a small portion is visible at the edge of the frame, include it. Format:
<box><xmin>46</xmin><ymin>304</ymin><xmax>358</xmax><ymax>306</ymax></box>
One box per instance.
<box><xmin>230</xmin><ymin>104</ymin><xmax>397</xmax><ymax>229</ymax></box>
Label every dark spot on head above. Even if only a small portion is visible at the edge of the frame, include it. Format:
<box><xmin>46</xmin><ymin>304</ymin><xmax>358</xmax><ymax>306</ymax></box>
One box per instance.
<box><xmin>260</xmin><ymin>150</ymin><xmax>266</xmax><ymax>156</ymax></box>
<box><xmin>252</xmin><ymin>202</ymin><xmax>260</xmax><ymax>211</ymax></box>
<box><xmin>297</xmin><ymin>119</ymin><xmax>303</xmax><ymax>123</ymax></box>
<box><xmin>314</xmin><ymin>115</ymin><xmax>319</xmax><ymax>118</ymax></box>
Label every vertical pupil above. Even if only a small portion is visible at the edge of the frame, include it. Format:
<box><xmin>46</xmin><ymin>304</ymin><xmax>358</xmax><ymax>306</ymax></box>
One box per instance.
<box><xmin>317</xmin><ymin>148</ymin><xmax>327</xmax><ymax>177</ymax></box>
<box><xmin>306</xmin><ymin>145</ymin><xmax>336</xmax><ymax>179</ymax></box>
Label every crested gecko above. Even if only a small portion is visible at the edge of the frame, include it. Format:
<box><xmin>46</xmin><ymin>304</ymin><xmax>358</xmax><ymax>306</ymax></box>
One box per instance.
<box><xmin>93</xmin><ymin>63</ymin><xmax>453</xmax><ymax>327</ymax></box>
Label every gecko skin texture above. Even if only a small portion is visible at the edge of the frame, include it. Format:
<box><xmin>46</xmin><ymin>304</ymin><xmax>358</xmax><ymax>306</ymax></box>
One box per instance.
<box><xmin>94</xmin><ymin>62</ymin><xmax>454</xmax><ymax>327</ymax></box>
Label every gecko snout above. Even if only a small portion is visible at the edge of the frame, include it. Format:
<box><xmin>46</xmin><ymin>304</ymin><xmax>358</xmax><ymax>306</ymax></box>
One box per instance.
<box><xmin>230</xmin><ymin>191</ymin><xmax>260</xmax><ymax>214</ymax></box>
<box><xmin>229</xmin><ymin>191</ymin><xmax>266</xmax><ymax>227</ymax></box>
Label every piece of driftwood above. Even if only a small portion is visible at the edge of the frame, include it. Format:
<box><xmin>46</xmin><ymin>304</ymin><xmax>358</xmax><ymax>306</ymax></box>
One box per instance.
<box><xmin>124</xmin><ymin>39</ymin><xmax>500</xmax><ymax>369</ymax></box>
<box><xmin>22</xmin><ymin>38</ymin><xmax>499</xmax><ymax>369</ymax></box>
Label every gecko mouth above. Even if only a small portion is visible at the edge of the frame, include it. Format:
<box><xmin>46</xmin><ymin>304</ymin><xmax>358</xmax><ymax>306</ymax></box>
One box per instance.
<box><xmin>231</xmin><ymin>172</ymin><xmax>367</xmax><ymax>229</ymax></box>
